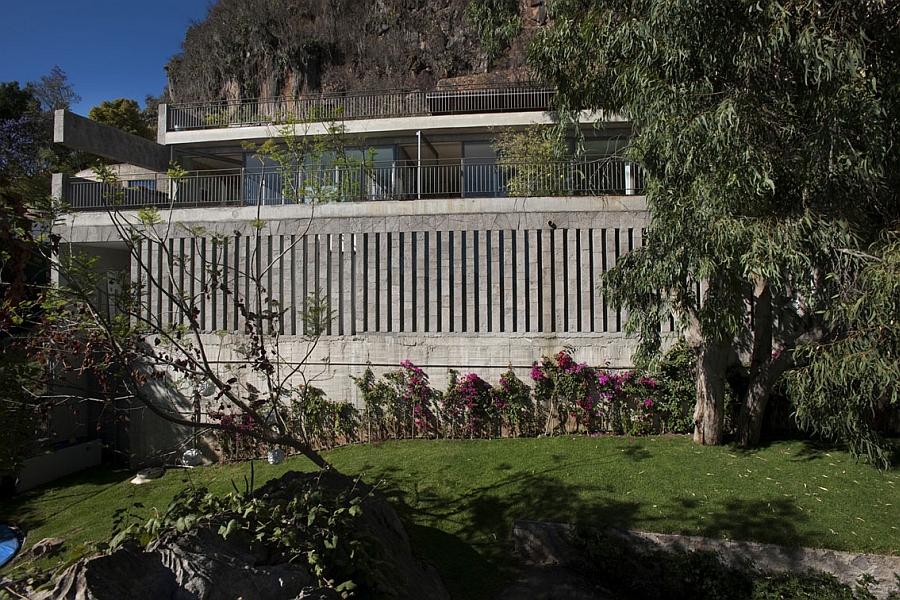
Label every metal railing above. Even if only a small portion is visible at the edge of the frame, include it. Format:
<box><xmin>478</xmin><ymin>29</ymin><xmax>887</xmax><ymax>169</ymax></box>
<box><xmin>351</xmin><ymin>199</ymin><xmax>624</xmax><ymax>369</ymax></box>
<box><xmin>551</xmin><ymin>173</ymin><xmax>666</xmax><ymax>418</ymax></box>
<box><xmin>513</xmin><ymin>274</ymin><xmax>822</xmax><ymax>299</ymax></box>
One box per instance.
<box><xmin>64</xmin><ymin>158</ymin><xmax>644</xmax><ymax>211</ymax></box>
<box><xmin>166</xmin><ymin>85</ymin><xmax>556</xmax><ymax>132</ymax></box>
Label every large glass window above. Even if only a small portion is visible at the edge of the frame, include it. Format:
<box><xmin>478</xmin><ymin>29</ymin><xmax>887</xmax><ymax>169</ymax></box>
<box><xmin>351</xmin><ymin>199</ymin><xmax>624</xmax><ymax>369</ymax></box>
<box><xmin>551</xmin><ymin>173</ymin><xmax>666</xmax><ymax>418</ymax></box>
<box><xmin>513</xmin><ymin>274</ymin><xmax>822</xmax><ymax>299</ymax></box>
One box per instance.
<box><xmin>462</xmin><ymin>141</ymin><xmax>500</xmax><ymax>198</ymax></box>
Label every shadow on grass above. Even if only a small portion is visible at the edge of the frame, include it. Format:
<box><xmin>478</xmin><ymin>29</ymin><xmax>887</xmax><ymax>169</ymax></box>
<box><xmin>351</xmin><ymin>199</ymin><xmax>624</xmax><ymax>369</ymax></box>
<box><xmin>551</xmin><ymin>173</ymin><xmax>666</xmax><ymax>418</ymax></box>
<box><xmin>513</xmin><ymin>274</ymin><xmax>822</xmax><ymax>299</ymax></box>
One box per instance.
<box><xmin>0</xmin><ymin>465</ymin><xmax>132</xmax><ymax>532</ymax></box>
<box><xmin>619</xmin><ymin>443</ymin><xmax>653</xmax><ymax>462</ymax></box>
<box><xmin>726</xmin><ymin>437</ymin><xmax>846</xmax><ymax>463</ymax></box>
<box><xmin>356</xmin><ymin>444</ymin><xmax>821</xmax><ymax>600</ymax></box>
<box><xmin>667</xmin><ymin>496</ymin><xmax>810</xmax><ymax>548</ymax></box>
<box><xmin>372</xmin><ymin>465</ymin><xmax>642</xmax><ymax>600</ymax></box>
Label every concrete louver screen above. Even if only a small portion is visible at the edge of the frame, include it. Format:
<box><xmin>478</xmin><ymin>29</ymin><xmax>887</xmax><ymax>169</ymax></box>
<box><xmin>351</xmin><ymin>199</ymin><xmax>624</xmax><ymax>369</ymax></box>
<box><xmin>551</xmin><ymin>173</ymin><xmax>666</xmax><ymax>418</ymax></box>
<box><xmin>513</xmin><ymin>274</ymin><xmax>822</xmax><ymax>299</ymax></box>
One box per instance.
<box><xmin>135</xmin><ymin>221</ymin><xmax>662</xmax><ymax>338</ymax></box>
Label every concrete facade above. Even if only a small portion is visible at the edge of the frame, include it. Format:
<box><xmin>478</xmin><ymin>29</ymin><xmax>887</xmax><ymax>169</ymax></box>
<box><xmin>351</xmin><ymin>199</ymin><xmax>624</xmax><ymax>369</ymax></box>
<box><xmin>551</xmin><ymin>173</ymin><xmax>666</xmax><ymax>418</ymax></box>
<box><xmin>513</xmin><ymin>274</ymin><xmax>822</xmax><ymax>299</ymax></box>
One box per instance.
<box><xmin>54</xmin><ymin>93</ymin><xmax>654</xmax><ymax>463</ymax></box>
<box><xmin>63</xmin><ymin>195</ymin><xmax>655</xmax><ymax>408</ymax></box>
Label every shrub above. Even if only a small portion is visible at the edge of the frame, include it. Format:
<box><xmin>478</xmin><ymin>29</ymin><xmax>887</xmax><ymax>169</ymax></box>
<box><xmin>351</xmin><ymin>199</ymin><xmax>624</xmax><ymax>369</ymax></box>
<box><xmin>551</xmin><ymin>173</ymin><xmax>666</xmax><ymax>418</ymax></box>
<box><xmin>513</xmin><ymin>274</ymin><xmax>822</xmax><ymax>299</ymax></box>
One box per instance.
<box><xmin>531</xmin><ymin>348</ymin><xmax>599</xmax><ymax>434</ymax></box>
<box><xmin>208</xmin><ymin>409</ymin><xmax>266</xmax><ymax>462</ymax></box>
<box><xmin>352</xmin><ymin>361</ymin><xmax>438</xmax><ymax>440</ymax></box>
<box><xmin>109</xmin><ymin>471</ymin><xmax>398</xmax><ymax>597</ymax></box>
<box><xmin>491</xmin><ymin>367</ymin><xmax>535</xmax><ymax>437</ymax></box>
<box><xmin>651</xmin><ymin>339</ymin><xmax>697</xmax><ymax>434</ymax></box>
<box><xmin>441</xmin><ymin>371</ymin><xmax>497</xmax><ymax>438</ymax></box>
<box><xmin>290</xmin><ymin>385</ymin><xmax>360</xmax><ymax>450</ymax></box>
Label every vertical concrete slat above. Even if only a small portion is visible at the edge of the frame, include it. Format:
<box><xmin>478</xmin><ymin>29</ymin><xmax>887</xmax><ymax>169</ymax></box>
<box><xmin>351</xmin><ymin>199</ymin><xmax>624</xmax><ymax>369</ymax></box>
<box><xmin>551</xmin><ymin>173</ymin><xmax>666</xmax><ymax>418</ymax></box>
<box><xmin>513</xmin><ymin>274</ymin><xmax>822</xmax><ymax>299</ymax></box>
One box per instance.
<box><xmin>433</xmin><ymin>231</ymin><xmax>442</xmax><ymax>333</ymax></box>
<box><xmin>350</xmin><ymin>232</ymin><xmax>358</xmax><ymax>336</ymax></box>
<box><xmin>528</xmin><ymin>229</ymin><xmax>539</xmax><ymax>333</ymax></box>
<box><xmin>579</xmin><ymin>228</ymin><xmax>591</xmax><ymax>333</ymax></box>
<box><xmin>513</xmin><ymin>229</ymin><xmax>524</xmax><ymax>333</ymax></box>
<box><xmin>464</xmin><ymin>230</ymin><xmax>474</xmax><ymax>333</ymax></box>
<box><xmin>589</xmin><ymin>228</ymin><xmax>599</xmax><ymax>334</ymax></box>
<box><xmin>289</xmin><ymin>234</ymin><xmax>297</xmax><ymax>336</ymax></box>
<box><xmin>452</xmin><ymin>230</ymin><xmax>462</xmax><ymax>332</ymax></box>
<box><xmin>618</xmin><ymin>227</ymin><xmax>631</xmax><ymax>333</ymax></box>
<box><xmin>541</xmin><ymin>229</ymin><xmax>553</xmax><ymax>333</ymax></box>
<box><xmin>565</xmin><ymin>228</ymin><xmax>577</xmax><ymax>333</ymax></box>
<box><xmin>490</xmin><ymin>230</ymin><xmax>501</xmax><ymax>333</ymax></box>
<box><xmin>502</xmin><ymin>229</ymin><xmax>514</xmax><ymax>333</ymax></box>
<box><xmin>480</xmin><ymin>230</ymin><xmax>490</xmax><ymax>333</ymax></box>
<box><xmin>601</xmin><ymin>228</ymin><xmax>614</xmax><ymax>333</ymax></box>
<box><xmin>449</xmin><ymin>230</ymin><xmax>458</xmax><ymax>333</ymax></box>
<box><xmin>390</xmin><ymin>231</ymin><xmax>400</xmax><ymax>333</ymax></box>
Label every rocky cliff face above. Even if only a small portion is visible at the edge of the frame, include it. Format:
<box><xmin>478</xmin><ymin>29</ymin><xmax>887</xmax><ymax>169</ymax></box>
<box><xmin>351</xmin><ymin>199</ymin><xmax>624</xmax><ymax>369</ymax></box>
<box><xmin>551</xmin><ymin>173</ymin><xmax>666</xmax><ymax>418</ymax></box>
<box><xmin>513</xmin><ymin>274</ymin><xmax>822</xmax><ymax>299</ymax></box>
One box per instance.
<box><xmin>165</xmin><ymin>0</ymin><xmax>548</xmax><ymax>103</ymax></box>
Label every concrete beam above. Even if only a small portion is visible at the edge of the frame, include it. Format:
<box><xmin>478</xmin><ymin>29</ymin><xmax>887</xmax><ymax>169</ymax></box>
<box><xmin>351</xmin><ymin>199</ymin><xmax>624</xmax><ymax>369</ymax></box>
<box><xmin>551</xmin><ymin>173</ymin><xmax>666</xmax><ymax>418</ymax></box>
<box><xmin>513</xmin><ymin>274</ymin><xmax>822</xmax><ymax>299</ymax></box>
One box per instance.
<box><xmin>54</xmin><ymin>109</ymin><xmax>169</xmax><ymax>172</ymax></box>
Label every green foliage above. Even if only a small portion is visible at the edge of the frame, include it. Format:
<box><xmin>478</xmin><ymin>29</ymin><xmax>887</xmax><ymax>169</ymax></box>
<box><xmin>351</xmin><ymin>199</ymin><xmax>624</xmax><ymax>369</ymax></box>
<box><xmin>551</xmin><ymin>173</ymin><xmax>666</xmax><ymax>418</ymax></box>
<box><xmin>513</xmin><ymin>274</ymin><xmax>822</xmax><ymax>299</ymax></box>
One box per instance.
<box><xmin>492</xmin><ymin>126</ymin><xmax>571</xmax><ymax>196</ymax></box>
<box><xmin>441</xmin><ymin>371</ymin><xmax>497</xmax><ymax>438</ymax></box>
<box><xmin>465</xmin><ymin>0</ymin><xmax>522</xmax><ymax>62</ymax></box>
<box><xmin>529</xmin><ymin>0</ymin><xmax>900</xmax><ymax>449</ymax></box>
<box><xmin>289</xmin><ymin>384</ymin><xmax>360</xmax><ymax>449</ymax></box>
<box><xmin>650</xmin><ymin>340</ymin><xmax>698</xmax><ymax>434</ymax></box>
<box><xmin>166</xmin><ymin>0</ymin><xmax>486</xmax><ymax>101</ymax></box>
<box><xmin>0</xmin><ymin>348</ymin><xmax>42</xmax><ymax>479</ymax></box>
<box><xmin>351</xmin><ymin>364</ymin><xmax>394</xmax><ymax>442</ymax></box>
<box><xmin>530</xmin><ymin>348</ymin><xmax>597</xmax><ymax>434</ymax></box>
<box><xmin>88</xmin><ymin>98</ymin><xmax>154</xmax><ymax>140</ymax></box>
<box><xmin>244</xmin><ymin>110</ymin><xmax>373</xmax><ymax>204</ymax></box>
<box><xmin>788</xmin><ymin>232</ymin><xmax>900</xmax><ymax>468</ymax></box>
<box><xmin>490</xmin><ymin>367</ymin><xmax>535</xmax><ymax>437</ymax></box>
<box><xmin>109</xmin><ymin>472</ymin><xmax>397</xmax><ymax>597</ymax></box>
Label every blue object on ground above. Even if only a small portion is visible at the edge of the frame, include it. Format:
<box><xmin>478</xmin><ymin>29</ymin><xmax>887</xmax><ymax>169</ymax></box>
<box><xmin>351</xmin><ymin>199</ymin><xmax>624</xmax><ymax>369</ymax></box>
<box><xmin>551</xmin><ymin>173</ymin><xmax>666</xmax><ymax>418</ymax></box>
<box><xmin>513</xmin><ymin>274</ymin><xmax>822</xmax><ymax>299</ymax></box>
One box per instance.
<box><xmin>0</xmin><ymin>525</ymin><xmax>22</xmax><ymax>568</ymax></box>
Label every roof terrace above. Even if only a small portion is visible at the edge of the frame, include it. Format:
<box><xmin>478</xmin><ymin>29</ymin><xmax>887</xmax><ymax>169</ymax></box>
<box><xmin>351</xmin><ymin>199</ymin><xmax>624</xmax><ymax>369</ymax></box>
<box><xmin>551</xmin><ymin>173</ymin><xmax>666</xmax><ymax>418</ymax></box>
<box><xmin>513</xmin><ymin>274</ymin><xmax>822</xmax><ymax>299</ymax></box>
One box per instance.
<box><xmin>165</xmin><ymin>85</ymin><xmax>556</xmax><ymax>132</ymax></box>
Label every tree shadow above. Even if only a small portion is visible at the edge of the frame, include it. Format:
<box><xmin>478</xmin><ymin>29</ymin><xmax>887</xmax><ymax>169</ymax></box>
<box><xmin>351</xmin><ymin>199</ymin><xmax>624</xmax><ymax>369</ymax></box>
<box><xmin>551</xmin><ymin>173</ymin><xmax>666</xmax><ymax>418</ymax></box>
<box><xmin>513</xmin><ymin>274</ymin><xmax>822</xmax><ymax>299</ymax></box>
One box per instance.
<box><xmin>339</xmin><ymin>441</ymin><xmax>820</xmax><ymax>600</ymax></box>
<box><xmin>0</xmin><ymin>465</ymin><xmax>132</xmax><ymax>532</ymax></box>
<box><xmin>726</xmin><ymin>438</ymin><xmax>846</xmax><ymax>463</ymax></box>
<box><xmin>665</xmin><ymin>496</ymin><xmax>811</xmax><ymax>549</ymax></box>
<box><xmin>372</xmin><ymin>464</ymin><xmax>641</xmax><ymax>600</ymax></box>
<box><xmin>619</xmin><ymin>443</ymin><xmax>653</xmax><ymax>462</ymax></box>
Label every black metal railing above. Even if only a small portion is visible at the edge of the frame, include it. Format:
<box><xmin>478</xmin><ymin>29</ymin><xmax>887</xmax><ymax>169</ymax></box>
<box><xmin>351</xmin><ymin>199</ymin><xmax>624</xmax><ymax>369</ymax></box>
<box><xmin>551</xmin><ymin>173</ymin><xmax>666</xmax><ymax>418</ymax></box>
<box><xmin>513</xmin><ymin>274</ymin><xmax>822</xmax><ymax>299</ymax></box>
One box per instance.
<box><xmin>166</xmin><ymin>85</ymin><xmax>556</xmax><ymax>132</ymax></box>
<box><xmin>64</xmin><ymin>158</ymin><xmax>644</xmax><ymax>211</ymax></box>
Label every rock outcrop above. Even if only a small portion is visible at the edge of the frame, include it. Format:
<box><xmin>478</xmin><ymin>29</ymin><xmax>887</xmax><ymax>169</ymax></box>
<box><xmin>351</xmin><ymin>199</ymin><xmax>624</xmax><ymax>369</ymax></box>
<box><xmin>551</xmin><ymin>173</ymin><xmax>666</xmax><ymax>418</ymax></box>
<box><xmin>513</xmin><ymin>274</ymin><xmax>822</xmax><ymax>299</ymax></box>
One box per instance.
<box><xmin>165</xmin><ymin>0</ymin><xmax>549</xmax><ymax>103</ymax></box>
<box><xmin>34</xmin><ymin>471</ymin><xmax>449</xmax><ymax>600</ymax></box>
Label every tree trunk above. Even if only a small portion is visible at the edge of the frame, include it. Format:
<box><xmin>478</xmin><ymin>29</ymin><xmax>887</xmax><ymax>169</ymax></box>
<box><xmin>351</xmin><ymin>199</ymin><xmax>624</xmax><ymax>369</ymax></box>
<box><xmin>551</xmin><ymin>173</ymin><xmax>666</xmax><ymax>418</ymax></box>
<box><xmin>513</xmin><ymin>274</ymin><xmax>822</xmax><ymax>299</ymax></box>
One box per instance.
<box><xmin>693</xmin><ymin>337</ymin><xmax>731</xmax><ymax>445</ymax></box>
<box><xmin>736</xmin><ymin>281</ymin><xmax>792</xmax><ymax>447</ymax></box>
<box><xmin>737</xmin><ymin>351</ymin><xmax>794</xmax><ymax>447</ymax></box>
<box><xmin>738</xmin><ymin>281</ymin><xmax>773</xmax><ymax>447</ymax></box>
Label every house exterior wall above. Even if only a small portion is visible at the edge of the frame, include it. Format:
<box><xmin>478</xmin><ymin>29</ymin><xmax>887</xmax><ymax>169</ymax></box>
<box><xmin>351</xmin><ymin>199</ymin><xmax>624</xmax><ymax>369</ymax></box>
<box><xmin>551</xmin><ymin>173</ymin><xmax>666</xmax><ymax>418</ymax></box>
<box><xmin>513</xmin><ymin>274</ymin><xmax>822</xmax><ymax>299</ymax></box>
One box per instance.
<box><xmin>61</xmin><ymin>195</ymin><xmax>658</xmax><ymax>463</ymax></box>
<box><xmin>54</xmin><ymin>96</ymin><xmax>656</xmax><ymax>464</ymax></box>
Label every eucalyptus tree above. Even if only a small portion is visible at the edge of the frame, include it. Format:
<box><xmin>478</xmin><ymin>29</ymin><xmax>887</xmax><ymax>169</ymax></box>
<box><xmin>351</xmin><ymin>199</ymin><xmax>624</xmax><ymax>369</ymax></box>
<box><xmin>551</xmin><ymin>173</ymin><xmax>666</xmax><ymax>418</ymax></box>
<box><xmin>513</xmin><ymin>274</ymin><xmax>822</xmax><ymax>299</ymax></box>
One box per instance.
<box><xmin>529</xmin><ymin>0</ymin><xmax>900</xmax><ymax>452</ymax></box>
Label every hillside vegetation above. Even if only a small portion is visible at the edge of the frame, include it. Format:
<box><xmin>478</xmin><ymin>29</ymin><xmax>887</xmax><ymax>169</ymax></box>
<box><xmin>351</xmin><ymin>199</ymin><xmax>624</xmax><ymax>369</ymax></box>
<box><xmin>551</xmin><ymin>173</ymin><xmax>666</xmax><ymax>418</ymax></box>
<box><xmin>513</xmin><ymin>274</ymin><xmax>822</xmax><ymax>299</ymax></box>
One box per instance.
<box><xmin>166</xmin><ymin>0</ymin><xmax>547</xmax><ymax>103</ymax></box>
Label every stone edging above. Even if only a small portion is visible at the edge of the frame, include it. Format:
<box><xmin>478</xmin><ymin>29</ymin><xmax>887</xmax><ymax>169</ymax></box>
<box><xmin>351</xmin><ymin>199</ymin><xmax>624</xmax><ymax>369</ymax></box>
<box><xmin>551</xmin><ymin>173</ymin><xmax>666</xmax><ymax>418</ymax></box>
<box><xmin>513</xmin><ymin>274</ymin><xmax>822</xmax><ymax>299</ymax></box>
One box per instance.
<box><xmin>513</xmin><ymin>520</ymin><xmax>900</xmax><ymax>600</ymax></box>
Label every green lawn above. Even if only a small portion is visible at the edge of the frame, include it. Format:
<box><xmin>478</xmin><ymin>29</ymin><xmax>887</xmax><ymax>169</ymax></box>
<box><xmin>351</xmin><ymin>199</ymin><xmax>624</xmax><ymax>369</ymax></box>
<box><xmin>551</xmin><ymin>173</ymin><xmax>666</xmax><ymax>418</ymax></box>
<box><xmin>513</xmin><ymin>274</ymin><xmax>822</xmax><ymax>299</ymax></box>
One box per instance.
<box><xmin>2</xmin><ymin>436</ymin><xmax>898</xmax><ymax>599</ymax></box>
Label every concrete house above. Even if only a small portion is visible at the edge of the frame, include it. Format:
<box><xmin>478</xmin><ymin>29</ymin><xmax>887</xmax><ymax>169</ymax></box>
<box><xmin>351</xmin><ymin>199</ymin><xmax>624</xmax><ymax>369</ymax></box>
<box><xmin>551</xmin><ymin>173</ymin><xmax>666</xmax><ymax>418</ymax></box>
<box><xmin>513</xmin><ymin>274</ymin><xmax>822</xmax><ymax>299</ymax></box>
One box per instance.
<box><xmin>51</xmin><ymin>84</ymin><xmax>656</xmax><ymax>463</ymax></box>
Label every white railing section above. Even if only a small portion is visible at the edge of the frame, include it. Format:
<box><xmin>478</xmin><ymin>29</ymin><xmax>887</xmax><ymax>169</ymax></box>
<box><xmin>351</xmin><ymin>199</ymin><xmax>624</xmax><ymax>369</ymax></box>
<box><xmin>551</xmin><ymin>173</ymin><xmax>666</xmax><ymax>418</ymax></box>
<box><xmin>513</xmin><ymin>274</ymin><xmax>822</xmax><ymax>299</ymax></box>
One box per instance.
<box><xmin>63</xmin><ymin>159</ymin><xmax>645</xmax><ymax>211</ymax></box>
<box><xmin>166</xmin><ymin>86</ymin><xmax>556</xmax><ymax>131</ymax></box>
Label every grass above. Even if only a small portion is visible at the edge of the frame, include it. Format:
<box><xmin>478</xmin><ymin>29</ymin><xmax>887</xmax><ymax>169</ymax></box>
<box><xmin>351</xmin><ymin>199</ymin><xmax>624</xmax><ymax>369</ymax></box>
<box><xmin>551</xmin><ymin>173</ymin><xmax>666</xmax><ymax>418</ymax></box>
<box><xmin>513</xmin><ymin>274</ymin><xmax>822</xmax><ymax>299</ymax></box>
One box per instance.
<box><xmin>1</xmin><ymin>436</ymin><xmax>898</xmax><ymax>599</ymax></box>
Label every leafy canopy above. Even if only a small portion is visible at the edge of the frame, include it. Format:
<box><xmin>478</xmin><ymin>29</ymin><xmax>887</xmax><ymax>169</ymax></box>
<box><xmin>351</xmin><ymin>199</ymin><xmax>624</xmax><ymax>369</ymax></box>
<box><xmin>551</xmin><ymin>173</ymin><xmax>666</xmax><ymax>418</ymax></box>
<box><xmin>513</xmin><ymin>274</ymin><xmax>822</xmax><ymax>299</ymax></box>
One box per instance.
<box><xmin>529</xmin><ymin>0</ymin><xmax>900</xmax><ymax>459</ymax></box>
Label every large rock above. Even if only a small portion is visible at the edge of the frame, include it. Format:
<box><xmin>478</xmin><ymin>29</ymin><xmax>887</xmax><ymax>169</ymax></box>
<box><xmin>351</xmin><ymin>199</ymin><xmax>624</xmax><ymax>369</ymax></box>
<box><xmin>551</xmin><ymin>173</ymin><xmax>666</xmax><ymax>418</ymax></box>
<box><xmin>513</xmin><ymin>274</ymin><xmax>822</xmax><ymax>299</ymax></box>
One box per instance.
<box><xmin>34</xmin><ymin>471</ymin><xmax>449</xmax><ymax>600</ymax></box>
<box><xmin>33</xmin><ymin>528</ymin><xmax>313</xmax><ymax>600</ymax></box>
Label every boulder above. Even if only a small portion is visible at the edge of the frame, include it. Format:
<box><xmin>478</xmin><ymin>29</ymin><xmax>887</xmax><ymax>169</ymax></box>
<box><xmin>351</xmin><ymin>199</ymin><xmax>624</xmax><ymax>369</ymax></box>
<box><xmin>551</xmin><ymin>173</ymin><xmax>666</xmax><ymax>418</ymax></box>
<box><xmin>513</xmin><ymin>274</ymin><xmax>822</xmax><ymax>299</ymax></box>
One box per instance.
<box><xmin>33</xmin><ymin>470</ymin><xmax>450</xmax><ymax>600</ymax></box>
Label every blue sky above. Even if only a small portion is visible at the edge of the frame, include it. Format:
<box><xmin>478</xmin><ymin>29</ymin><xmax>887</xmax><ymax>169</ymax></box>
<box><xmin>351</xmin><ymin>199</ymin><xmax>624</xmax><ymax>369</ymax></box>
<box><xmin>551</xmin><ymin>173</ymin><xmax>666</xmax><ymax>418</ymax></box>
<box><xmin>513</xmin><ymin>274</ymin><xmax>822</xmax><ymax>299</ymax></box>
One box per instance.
<box><xmin>1</xmin><ymin>0</ymin><xmax>212</xmax><ymax>116</ymax></box>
